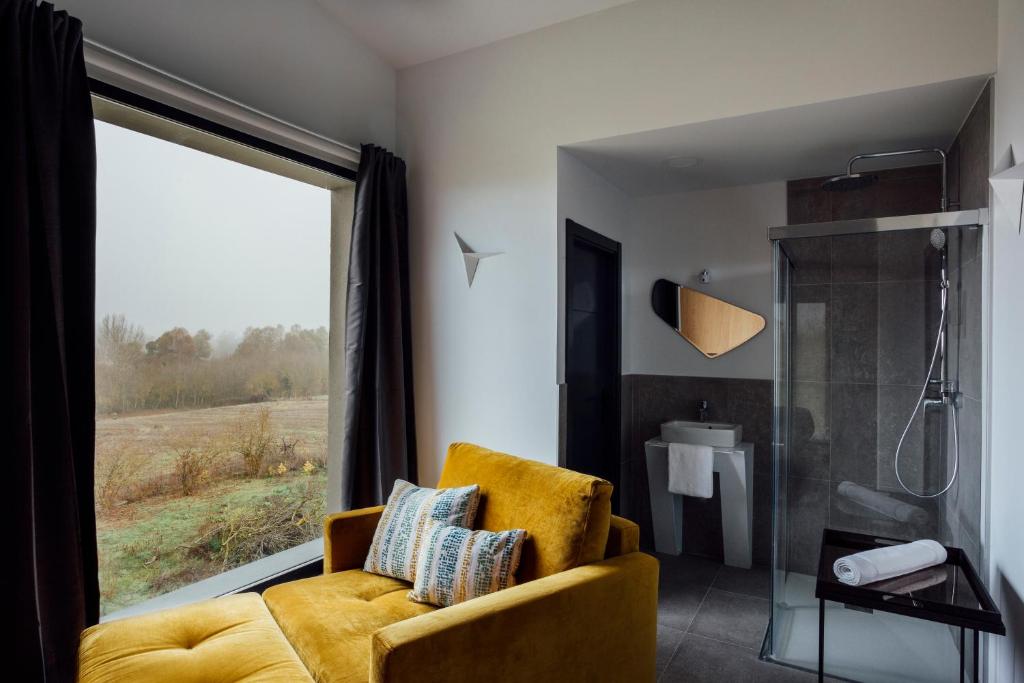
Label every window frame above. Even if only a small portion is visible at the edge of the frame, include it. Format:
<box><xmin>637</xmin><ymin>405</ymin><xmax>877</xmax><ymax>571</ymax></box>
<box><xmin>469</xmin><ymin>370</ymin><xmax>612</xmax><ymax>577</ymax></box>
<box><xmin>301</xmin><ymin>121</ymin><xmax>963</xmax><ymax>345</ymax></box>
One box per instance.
<box><xmin>90</xmin><ymin>78</ymin><xmax>358</xmax><ymax>183</ymax></box>
<box><xmin>91</xmin><ymin>77</ymin><xmax>353</xmax><ymax>621</ymax></box>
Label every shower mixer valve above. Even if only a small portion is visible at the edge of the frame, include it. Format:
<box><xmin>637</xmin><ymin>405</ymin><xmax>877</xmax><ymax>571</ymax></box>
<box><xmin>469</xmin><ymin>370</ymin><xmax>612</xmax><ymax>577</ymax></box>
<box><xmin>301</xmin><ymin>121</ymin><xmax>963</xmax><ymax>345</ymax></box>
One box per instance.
<box><xmin>925</xmin><ymin>379</ymin><xmax>959</xmax><ymax>409</ymax></box>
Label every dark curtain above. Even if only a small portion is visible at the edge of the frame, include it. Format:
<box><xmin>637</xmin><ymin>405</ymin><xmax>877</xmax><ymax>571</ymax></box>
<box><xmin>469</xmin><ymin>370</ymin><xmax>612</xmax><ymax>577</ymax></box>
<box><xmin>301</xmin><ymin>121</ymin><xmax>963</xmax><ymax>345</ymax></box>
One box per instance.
<box><xmin>2</xmin><ymin>1</ymin><xmax>98</xmax><ymax>680</ymax></box>
<box><xmin>341</xmin><ymin>145</ymin><xmax>417</xmax><ymax>509</ymax></box>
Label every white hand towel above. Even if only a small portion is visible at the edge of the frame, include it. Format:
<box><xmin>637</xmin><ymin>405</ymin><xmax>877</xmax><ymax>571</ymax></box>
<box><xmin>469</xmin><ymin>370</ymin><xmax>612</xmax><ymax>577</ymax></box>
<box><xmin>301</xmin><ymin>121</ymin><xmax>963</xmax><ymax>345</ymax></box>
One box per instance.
<box><xmin>667</xmin><ymin>442</ymin><xmax>713</xmax><ymax>499</ymax></box>
<box><xmin>833</xmin><ymin>539</ymin><xmax>947</xmax><ymax>586</ymax></box>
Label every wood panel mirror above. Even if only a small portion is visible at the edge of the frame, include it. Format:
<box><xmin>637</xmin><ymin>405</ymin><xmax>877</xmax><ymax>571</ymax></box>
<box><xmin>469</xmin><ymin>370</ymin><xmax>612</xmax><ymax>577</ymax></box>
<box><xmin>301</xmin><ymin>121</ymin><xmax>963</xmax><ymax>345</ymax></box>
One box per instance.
<box><xmin>651</xmin><ymin>278</ymin><xmax>765</xmax><ymax>358</ymax></box>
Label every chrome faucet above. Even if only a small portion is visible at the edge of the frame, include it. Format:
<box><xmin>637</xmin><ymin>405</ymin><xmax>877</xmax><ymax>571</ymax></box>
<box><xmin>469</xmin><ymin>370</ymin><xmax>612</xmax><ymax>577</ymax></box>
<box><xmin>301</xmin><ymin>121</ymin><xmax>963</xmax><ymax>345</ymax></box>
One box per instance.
<box><xmin>697</xmin><ymin>400</ymin><xmax>710</xmax><ymax>423</ymax></box>
<box><xmin>924</xmin><ymin>378</ymin><xmax>959</xmax><ymax>410</ymax></box>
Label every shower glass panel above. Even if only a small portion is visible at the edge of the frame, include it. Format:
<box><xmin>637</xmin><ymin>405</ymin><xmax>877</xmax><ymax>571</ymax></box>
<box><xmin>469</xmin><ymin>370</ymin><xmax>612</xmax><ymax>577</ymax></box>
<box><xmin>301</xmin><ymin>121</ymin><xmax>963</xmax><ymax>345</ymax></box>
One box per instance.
<box><xmin>770</xmin><ymin>240</ymin><xmax>791</xmax><ymax>661</ymax></box>
<box><xmin>766</xmin><ymin>218</ymin><xmax>985</xmax><ymax>682</ymax></box>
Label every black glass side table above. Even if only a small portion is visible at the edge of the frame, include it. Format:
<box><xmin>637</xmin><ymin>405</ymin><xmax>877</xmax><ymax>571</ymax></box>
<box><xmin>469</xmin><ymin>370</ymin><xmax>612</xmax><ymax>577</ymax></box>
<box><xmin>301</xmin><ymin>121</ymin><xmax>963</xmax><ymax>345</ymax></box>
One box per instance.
<box><xmin>814</xmin><ymin>529</ymin><xmax>1005</xmax><ymax>682</ymax></box>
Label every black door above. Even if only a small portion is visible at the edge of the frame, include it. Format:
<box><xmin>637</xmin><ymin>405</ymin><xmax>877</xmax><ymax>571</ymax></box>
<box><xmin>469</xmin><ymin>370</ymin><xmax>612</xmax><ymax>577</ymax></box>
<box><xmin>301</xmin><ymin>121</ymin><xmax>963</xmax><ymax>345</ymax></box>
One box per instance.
<box><xmin>565</xmin><ymin>219</ymin><xmax>621</xmax><ymax>510</ymax></box>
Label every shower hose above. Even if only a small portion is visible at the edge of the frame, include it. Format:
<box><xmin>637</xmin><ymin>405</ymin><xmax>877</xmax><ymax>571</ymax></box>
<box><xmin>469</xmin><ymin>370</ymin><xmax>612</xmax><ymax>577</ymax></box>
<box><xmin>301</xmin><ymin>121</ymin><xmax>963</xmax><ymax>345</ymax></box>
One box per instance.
<box><xmin>893</xmin><ymin>279</ymin><xmax>959</xmax><ymax>499</ymax></box>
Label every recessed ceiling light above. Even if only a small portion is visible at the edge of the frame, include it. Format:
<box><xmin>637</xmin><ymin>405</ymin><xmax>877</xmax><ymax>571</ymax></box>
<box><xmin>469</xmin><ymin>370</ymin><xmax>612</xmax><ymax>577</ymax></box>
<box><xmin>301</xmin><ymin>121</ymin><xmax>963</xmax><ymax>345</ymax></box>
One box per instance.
<box><xmin>666</xmin><ymin>156</ymin><xmax>701</xmax><ymax>169</ymax></box>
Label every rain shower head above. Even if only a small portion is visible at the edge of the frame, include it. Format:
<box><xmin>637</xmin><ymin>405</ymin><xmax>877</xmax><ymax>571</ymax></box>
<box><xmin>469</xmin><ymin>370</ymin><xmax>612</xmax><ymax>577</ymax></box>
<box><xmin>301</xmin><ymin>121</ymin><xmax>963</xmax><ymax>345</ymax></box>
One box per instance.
<box><xmin>822</xmin><ymin>148</ymin><xmax>948</xmax><ymax>211</ymax></box>
<box><xmin>930</xmin><ymin>228</ymin><xmax>947</xmax><ymax>250</ymax></box>
<box><xmin>821</xmin><ymin>172</ymin><xmax>878</xmax><ymax>192</ymax></box>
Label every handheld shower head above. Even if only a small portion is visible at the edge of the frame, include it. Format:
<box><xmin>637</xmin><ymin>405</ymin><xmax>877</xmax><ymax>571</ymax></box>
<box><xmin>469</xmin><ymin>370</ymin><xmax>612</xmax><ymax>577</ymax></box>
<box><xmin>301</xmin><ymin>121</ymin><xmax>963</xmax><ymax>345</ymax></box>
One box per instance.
<box><xmin>929</xmin><ymin>228</ymin><xmax>947</xmax><ymax>251</ymax></box>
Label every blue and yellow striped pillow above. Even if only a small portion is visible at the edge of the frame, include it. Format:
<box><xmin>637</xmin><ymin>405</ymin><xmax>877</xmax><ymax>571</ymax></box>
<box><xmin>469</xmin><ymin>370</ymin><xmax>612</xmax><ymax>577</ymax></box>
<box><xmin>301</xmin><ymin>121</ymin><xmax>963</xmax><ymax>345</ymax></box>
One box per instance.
<box><xmin>364</xmin><ymin>480</ymin><xmax>481</xmax><ymax>583</ymax></box>
<box><xmin>409</xmin><ymin>521</ymin><xmax>528</xmax><ymax>607</ymax></box>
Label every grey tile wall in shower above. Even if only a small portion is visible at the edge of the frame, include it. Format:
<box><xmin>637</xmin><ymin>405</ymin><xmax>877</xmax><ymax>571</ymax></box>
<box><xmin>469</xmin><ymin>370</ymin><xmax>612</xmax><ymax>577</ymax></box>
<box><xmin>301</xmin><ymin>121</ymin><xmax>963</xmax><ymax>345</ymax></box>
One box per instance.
<box><xmin>783</xmin><ymin>188</ymin><xmax>959</xmax><ymax>573</ymax></box>
<box><xmin>788</xmin><ymin>165</ymin><xmax>944</xmax><ymax>225</ymax></box>
<box><xmin>620</xmin><ymin>374</ymin><xmax>773</xmax><ymax>566</ymax></box>
<box><xmin>946</xmin><ymin>80</ymin><xmax>992</xmax><ymax>213</ymax></box>
<box><xmin>782</xmin><ymin>227</ymin><xmax>986</xmax><ymax>573</ymax></box>
<box><xmin>943</xmin><ymin>228</ymin><xmax>985</xmax><ymax>573</ymax></box>
<box><xmin>942</xmin><ymin>80</ymin><xmax>989</xmax><ymax>577</ymax></box>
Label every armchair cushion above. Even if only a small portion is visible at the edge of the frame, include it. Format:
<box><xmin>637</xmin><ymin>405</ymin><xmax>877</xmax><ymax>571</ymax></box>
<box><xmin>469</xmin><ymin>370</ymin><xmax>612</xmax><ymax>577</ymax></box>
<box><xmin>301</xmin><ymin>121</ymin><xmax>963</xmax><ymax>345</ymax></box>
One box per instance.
<box><xmin>263</xmin><ymin>570</ymin><xmax>436</xmax><ymax>683</ymax></box>
<box><xmin>409</xmin><ymin>522</ymin><xmax>527</xmax><ymax>607</ymax></box>
<box><xmin>77</xmin><ymin>593</ymin><xmax>313</xmax><ymax>683</ymax></box>
<box><xmin>364</xmin><ymin>479</ymin><xmax>480</xmax><ymax>582</ymax></box>
<box><xmin>437</xmin><ymin>442</ymin><xmax>613</xmax><ymax>581</ymax></box>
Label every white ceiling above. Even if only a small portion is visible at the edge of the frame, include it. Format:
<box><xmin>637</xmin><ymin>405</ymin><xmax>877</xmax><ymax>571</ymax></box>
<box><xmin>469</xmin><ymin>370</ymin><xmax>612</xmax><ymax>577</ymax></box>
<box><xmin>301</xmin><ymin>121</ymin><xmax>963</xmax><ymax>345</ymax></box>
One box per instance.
<box><xmin>564</xmin><ymin>76</ymin><xmax>990</xmax><ymax>197</ymax></box>
<box><xmin>315</xmin><ymin>0</ymin><xmax>638</xmax><ymax>68</ymax></box>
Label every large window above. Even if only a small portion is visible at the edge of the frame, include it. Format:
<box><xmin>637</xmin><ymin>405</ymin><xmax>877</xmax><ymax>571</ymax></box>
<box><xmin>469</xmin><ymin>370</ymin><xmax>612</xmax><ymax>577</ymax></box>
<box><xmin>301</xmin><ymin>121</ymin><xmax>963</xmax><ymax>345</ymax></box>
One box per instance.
<box><xmin>92</xmin><ymin>94</ymin><xmax>352</xmax><ymax>617</ymax></box>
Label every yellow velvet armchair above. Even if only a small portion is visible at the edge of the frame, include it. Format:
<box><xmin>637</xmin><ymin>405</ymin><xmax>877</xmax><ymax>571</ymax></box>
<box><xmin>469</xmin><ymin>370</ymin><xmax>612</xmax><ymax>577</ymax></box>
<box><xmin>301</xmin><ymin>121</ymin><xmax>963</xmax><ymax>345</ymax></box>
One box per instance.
<box><xmin>80</xmin><ymin>443</ymin><xmax>659</xmax><ymax>683</ymax></box>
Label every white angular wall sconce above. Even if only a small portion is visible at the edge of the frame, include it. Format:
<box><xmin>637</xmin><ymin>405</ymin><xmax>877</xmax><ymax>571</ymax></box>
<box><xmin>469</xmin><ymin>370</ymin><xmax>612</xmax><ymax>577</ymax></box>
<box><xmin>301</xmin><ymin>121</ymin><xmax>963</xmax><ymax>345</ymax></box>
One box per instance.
<box><xmin>454</xmin><ymin>232</ymin><xmax>502</xmax><ymax>286</ymax></box>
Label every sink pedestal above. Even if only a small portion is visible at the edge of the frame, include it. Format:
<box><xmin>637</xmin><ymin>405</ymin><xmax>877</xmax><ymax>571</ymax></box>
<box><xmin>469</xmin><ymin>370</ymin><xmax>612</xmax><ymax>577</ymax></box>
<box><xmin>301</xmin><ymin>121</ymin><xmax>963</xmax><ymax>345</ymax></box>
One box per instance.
<box><xmin>644</xmin><ymin>439</ymin><xmax>754</xmax><ymax>569</ymax></box>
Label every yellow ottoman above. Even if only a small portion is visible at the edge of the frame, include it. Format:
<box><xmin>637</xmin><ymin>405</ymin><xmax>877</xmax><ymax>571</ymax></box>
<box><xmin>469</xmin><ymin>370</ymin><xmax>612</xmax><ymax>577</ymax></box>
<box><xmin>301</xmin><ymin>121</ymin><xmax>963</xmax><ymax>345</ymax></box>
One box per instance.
<box><xmin>77</xmin><ymin>593</ymin><xmax>313</xmax><ymax>683</ymax></box>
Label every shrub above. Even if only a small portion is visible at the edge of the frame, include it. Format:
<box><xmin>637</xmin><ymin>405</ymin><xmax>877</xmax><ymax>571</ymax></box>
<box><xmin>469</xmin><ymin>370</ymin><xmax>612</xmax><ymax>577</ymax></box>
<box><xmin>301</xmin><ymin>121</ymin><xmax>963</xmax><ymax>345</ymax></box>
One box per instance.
<box><xmin>95</xmin><ymin>446</ymin><xmax>147</xmax><ymax>510</ymax></box>
<box><xmin>190</xmin><ymin>481</ymin><xmax>323</xmax><ymax>569</ymax></box>
<box><xmin>172</xmin><ymin>444</ymin><xmax>213</xmax><ymax>496</ymax></box>
<box><xmin>307</xmin><ymin>434</ymin><xmax>328</xmax><ymax>469</ymax></box>
<box><xmin>168</xmin><ymin>429</ymin><xmax>226</xmax><ymax>496</ymax></box>
<box><xmin>231</xmin><ymin>407</ymin><xmax>275</xmax><ymax>478</ymax></box>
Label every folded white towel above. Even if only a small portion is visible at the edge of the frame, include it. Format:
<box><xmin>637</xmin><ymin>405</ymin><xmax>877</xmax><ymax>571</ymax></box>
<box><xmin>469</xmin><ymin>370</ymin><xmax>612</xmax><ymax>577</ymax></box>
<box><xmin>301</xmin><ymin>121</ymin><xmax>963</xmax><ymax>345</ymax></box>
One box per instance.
<box><xmin>836</xmin><ymin>481</ymin><xmax>929</xmax><ymax>525</ymax></box>
<box><xmin>667</xmin><ymin>442</ymin><xmax>713</xmax><ymax>499</ymax></box>
<box><xmin>833</xmin><ymin>539</ymin><xmax>947</xmax><ymax>586</ymax></box>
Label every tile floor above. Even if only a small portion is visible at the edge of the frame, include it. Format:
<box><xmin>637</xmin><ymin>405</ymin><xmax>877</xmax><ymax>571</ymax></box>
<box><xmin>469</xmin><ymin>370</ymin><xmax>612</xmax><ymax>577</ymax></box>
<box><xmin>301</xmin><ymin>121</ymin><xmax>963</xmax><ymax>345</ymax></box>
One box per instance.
<box><xmin>655</xmin><ymin>553</ymin><xmax>819</xmax><ymax>682</ymax></box>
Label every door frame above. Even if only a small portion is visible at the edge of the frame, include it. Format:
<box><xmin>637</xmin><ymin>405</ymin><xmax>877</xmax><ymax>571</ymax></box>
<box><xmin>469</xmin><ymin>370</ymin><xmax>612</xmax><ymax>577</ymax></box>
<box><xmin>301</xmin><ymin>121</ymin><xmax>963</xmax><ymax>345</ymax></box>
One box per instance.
<box><xmin>563</xmin><ymin>219</ymin><xmax>622</xmax><ymax>502</ymax></box>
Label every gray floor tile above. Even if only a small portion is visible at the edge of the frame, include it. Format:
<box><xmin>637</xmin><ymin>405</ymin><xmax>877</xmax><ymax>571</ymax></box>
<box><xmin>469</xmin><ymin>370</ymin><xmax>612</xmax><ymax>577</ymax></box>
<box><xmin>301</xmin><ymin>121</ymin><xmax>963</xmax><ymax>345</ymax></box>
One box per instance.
<box><xmin>657</xmin><ymin>624</ymin><xmax>686</xmax><ymax>676</ymax></box>
<box><xmin>656</xmin><ymin>552</ymin><xmax>721</xmax><ymax>587</ymax></box>
<box><xmin>658</xmin><ymin>574</ymin><xmax>710</xmax><ymax>631</ymax></box>
<box><xmin>656</xmin><ymin>553</ymin><xmax>721</xmax><ymax>630</ymax></box>
<box><xmin>712</xmin><ymin>564</ymin><xmax>771</xmax><ymax>599</ymax></box>
<box><xmin>688</xmin><ymin>588</ymin><xmax>769</xmax><ymax>650</ymax></box>
<box><xmin>660</xmin><ymin>634</ymin><xmax>816</xmax><ymax>682</ymax></box>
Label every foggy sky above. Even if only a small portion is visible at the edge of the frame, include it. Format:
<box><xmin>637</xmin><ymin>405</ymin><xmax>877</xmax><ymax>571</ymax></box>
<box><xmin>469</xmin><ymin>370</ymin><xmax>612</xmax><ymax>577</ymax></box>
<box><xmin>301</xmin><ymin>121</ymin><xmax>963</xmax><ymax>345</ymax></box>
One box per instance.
<box><xmin>95</xmin><ymin>120</ymin><xmax>331</xmax><ymax>343</ymax></box>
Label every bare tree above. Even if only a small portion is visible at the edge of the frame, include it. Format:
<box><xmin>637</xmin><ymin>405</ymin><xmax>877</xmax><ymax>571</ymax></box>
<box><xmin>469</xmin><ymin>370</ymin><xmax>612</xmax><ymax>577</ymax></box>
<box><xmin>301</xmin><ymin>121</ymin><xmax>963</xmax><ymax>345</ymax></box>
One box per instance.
<box><xmin>96</xmin><ymin>314</ymin><xmax>146</xmax><ymax>413</ymax></box>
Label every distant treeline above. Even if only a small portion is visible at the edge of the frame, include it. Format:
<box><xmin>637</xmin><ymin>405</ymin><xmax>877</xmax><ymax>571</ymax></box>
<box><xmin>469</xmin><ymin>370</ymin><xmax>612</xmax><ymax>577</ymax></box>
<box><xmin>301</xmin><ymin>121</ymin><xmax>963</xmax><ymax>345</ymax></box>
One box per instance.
<box><xmin>96</xmin><ymin>315</ymin><xmax>328</xmax><ymax>415</ymax></box>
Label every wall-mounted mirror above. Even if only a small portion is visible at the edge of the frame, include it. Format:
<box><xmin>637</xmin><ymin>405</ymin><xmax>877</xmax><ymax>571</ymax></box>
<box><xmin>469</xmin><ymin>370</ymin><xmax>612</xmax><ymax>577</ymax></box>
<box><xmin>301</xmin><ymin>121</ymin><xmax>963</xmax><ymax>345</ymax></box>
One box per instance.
<box><xmin>651</xmin><ymin>278</ymin><xmax>765</xmax><ymax>358</ymax></box>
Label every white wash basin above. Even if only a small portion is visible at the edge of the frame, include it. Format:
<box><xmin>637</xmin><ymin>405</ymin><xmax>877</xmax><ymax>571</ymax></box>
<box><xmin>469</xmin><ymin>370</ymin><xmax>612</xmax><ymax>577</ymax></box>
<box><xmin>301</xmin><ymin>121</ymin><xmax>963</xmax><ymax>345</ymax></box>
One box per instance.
<box><xmin>660</xmin><ymin>420</ymin><xmax>742</xmax><ymax>448</ymax></box>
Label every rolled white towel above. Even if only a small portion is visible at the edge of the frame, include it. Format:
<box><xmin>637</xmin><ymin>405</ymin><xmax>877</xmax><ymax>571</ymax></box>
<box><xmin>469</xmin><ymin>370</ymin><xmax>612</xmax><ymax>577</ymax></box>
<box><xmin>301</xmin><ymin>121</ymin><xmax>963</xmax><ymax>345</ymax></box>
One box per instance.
<box><xmin>836</xmin><ymin>481</ymin><xmax>929</xmax><ymax>525</ymax></box>
<box><xmin>833</xmin><ymin>539</ymin><xmax>947</xmax><ymax>586</ymax></box>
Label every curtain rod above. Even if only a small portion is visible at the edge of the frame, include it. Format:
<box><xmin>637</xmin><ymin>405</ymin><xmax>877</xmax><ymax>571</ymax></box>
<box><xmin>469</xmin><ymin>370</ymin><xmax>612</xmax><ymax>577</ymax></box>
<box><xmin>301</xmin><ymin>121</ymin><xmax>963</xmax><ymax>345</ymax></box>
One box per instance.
<box><xmin>83</xmin><ymin>37</ymin><xmax>361</xmax><ymax>169</ymax></box>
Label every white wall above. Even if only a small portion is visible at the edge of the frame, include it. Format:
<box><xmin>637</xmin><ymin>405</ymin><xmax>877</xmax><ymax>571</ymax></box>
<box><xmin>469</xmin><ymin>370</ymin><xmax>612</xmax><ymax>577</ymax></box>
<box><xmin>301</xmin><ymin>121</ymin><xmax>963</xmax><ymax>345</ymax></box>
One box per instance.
<box><xmin>62</xmin><ymin>0</ymin><xmax>396</xmax><ymax>148</ymax></box>
<box><xmin>556</xmin><ymin>156</ymin><xmax>785</xmax><ymax>382</ymax></box>
<box><xmin>625</xmin><ymin>182</ymin><xmax>785</xmax><ymax>379</ymax></box>
<box><xmin>397</xmin><ymin>0</ymin><xmax>997</xmax><ymax>480</ymax></box>
<box><xmin>988</xmin><ymin>0</ymin><xmax>1024</xmax><ymax>677</ymax></box>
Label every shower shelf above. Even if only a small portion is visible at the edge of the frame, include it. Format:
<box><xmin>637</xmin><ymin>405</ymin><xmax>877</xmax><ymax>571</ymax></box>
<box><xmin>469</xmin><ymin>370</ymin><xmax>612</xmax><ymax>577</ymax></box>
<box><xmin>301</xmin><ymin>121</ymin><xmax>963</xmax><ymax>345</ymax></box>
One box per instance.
<box><xmin>813</xmin><ymin>529</ymin><xmax>1005</xmax><ymax>682</ymax></box>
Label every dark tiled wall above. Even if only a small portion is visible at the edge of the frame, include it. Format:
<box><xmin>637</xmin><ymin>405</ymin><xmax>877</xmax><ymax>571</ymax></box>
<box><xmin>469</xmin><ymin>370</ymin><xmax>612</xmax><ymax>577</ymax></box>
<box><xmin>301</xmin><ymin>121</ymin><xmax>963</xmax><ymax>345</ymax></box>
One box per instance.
<box><xmin>782</xmin><ymin>230</ymin><xmax>954</xmax><ymax>574</ymax></box>
<box><xmin>941</xmin><ymin>80</ymin><xmax>990</xmax><ymax>574</ymax></box>
<box><xmin>942</xmin><ymin>229</ymin><xmax>984</xmax><ymax>571</ymax></box>
<box><xmin>620</xmin><ymin>374</ymin><xmax>773</xmax><ymax>566</ymax></box>
<box><xmin>946</xmin><ymin>80</ymin><xmax>992</xmax><ymax>212</ymax></box>
<box><xmin>788</xmin><ymin>164</ymin><xmax>944</xmax><ymax>224</ymax></box>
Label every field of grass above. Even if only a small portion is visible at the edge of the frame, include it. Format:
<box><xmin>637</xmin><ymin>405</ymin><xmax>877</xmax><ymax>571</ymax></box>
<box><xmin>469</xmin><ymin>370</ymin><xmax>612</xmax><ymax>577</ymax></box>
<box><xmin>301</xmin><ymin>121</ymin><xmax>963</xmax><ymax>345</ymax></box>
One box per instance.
<box><xmin>95</xmin><ymin>399</ymin><xmax>328</xmax><ymax>615</ymax></box>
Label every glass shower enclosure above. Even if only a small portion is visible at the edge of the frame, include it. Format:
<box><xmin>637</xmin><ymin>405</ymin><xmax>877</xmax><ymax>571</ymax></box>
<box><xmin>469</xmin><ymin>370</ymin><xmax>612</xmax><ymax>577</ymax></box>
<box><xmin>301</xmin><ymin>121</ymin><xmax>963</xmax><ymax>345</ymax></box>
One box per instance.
<box><xmin>766</xmin><ymin>210</ymin><xmax>987</xmax><ymax>682</ymax></box>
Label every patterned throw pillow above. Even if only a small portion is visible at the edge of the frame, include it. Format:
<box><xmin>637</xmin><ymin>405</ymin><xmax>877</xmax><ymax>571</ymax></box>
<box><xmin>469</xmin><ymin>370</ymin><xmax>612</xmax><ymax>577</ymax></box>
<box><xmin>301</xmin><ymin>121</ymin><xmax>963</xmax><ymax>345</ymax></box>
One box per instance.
<box><xmin>409</xmin><ymin>521</ymin><xmax>528</xmax><ymax>607</ymax></box>
<box><xmin>364</xmin><ymin>479</ymin><xmax>480</xmax><ymax>582</ymax></box>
